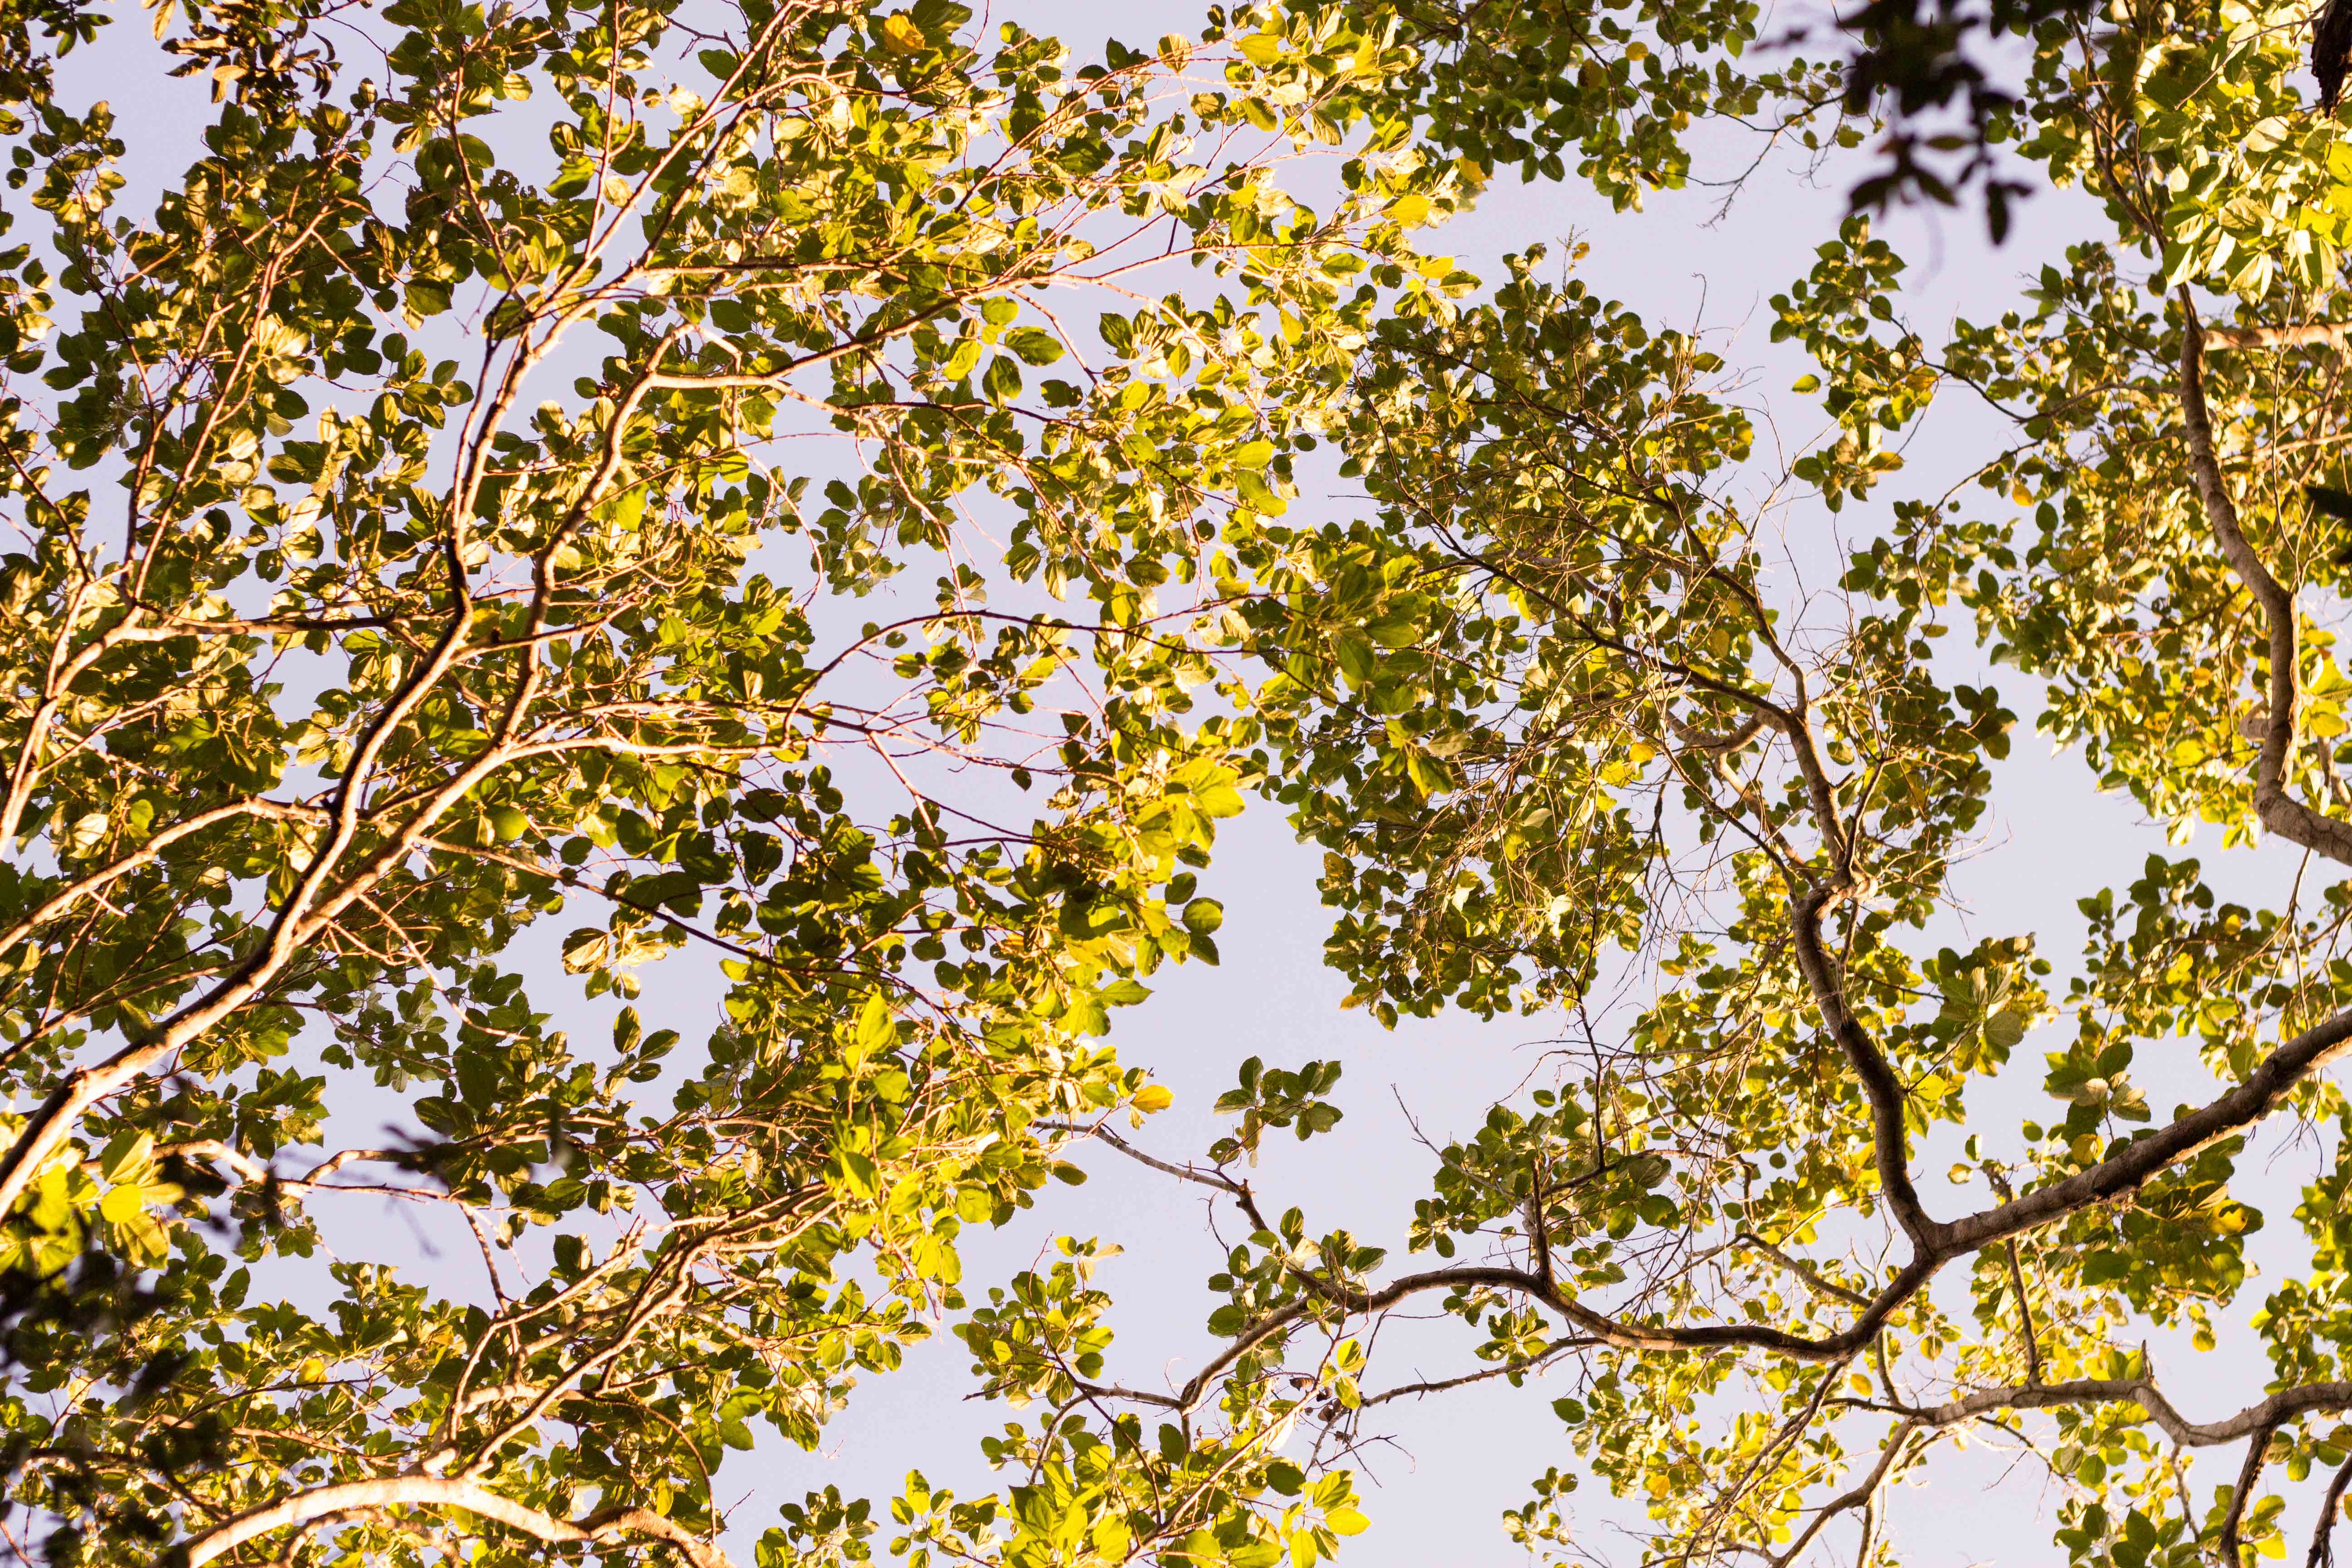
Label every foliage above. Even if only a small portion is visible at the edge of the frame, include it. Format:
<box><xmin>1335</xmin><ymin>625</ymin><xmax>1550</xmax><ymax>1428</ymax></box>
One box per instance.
<box><xmin>15</xmin><ymin>0</ymin><xmax>2352</xmax><ymax>1566</ymax></box>
<box><xmin>1054</xmin><ymin>2</ymin><xmax>2352</xmax><ymax>1565</ymax></box>
<box><xmin>1836</xmin><ymin>0</ymin><xmax>2101</xmax><ymax>233</ymax></box>
<box><xmin>0</xmin><ymin>0</ymin><xmax>1441</xmax><ymax>1560</ymax></box>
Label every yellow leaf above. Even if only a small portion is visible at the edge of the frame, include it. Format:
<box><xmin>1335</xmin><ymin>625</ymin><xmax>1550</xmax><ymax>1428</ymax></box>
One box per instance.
<box><xmin>1133</xmin><ymin>1083</ymin><xmax>1175</xmax><ymax>1112</ymax></box>
<box><xmin>879</xmin><ymin>14</ymin><xmax>925</xmax><ymax>54</ymax></box>
<box><xmin>98</xmin><ymin>1129</ymin><xmax>153</xmax><ymax>1185</ymax></box>
<box><xmin>66</xmin><ymin>812</ymin><xmax>109</xmax><ymax>855</ymax></box>
<box><xmin>852</xmin><ymin>991</ymin><xmax>895</xmax><ymax>1064</ymax></box>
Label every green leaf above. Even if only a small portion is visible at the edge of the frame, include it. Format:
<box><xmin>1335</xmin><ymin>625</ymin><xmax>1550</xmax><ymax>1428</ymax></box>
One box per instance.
<box><xmin>984</xmin><ymin>354</ymin><xmax>1023</xmax><ymax>404</ymax></box>
<box><xmin>1236</xmin><ymin>470</ymin><xmax>1288</xmax><ymax>515</ymax></box>
<box><xmin>1003</xmin><ymin>327</ymin><xmax>1065</xmax><ymax>366</ymax></box>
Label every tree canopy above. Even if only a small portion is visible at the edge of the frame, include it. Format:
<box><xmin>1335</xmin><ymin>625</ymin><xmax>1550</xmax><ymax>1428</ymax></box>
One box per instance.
<box><xmin>9</xmin><ymin>0</ymin><xmax>2352</xmax><ymax>1566</ymax></box>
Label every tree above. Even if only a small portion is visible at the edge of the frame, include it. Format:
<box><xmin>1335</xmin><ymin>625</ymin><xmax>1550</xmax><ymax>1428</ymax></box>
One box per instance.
<box><xmin>902</xmin><ymin>5</ymin><xmax>2352</xmax><ymax>1568</ymax></box>
<box><xmin>0</xmin><ymin>0</ymin><xmax>1443</xmax><ymax>1560</ymax></box>
<box><xmin>12</xmin><ymin>1</ymin><xmax>2352</xmax><ymax>1568</ymax></box>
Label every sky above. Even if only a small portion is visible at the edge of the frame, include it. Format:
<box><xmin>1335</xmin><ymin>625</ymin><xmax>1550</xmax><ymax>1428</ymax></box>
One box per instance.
<box><xmin>40</xmin><ymin>2</ymin><xmax>2352</xmax><ymax>1564</ymax></box>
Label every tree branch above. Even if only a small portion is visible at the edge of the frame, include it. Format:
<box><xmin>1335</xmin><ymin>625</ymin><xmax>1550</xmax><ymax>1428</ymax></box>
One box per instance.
<box><xmin>2308</xmin><ymin>1450</ymin><xmax>2352</xmax><ymax>1568</ymax></box>
<box><xmin>1769</xmin><ymin>1421</ymin><xmax>1921</xmax><ymax>1568</ymax></box>
<box><xmin>1908</xmin><ymin>1376</ymin><xmax>2352</xmax><ymax>1447</ymax></box>
<box><xmin>2203</xmin><ymin>323</ymin><xmax>2352</xmax><ymax>351</ymax></box>
<box><xmin>2179</xmin><ymin>298</ymin><xmax>2352</xmax><ymax>866</ymax></box>
<box><xmin>179</xmin><ymin>1474</ymin><xmax>735</xmax><ymax>1568</ymax></box>
<box><xmin>2220</xmin><ymin>1421</ymin><xmax>2278</xmax><ymax>1568</ymax></box>
<box><xmin>1789</xmin><ymin>882</ymin><xmax>1940</xmax><ymax>1252</ymax></box>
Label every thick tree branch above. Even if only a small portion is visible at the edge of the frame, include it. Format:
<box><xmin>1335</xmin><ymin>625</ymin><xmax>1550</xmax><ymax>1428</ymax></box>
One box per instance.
<box><xmin>1790</xmin><ymin>882</ymin><xmax>1939</xmax><ymax>1251</ymax></box>
<box><xmin>2179</xmin><ymin>299</ymin><xmax>2352</xmax><ymax>867</ymax></box>
<box><xmin>1940</xmin><ymin>1002</ymin><xmax>2352</xmax><ymax>1254</ymax></box>
<box><xmin>1909</xmin><ymin>1376</ymin><xmax>2352</xmax><ymax>1446</ymax></box>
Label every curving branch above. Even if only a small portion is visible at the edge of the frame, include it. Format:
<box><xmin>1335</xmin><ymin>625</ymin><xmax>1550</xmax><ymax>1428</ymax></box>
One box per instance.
<box><xmin>2001</xmin><ymin>1234</ymin><xmax>2043</xmax><ymax>1386</ymax></box>
<box><xmin>1906</xmin><ymin>1375</ymin><xmax>2352</xmax><ymax>1447</ymax></box>
<box><xmin>2221</xmin><ymin>1420</ymin><xmax>2278</xmax><ymax>1568</ymax></box>
<box><xmin>179</xmin><ymin>1473</ymin><xmax>735</xmax><ymax>1568</ymax></box>
<box><xmin>2179</xmin><ymin>298</ymin><xmax>2352</xmax><ymax>867</ymax></box>
<box><xmin>2310</xmin><ymin>1450</ymin><xmax>2352</xmax><ymax>1568</ymax></box>
<box><xmin>1732</xmin><ymin>1230</ymin><xmax>1873</xmax><ymax>1308</ymax></box>
<box><xmin>1079</xmin><ymin>971</ymin><xmax>2352</xmax><ymax>1375</ymax></box>
<box><xmin>1789</xmin><ymin>882</ymin><xmax>1939</xmax><ymax>1251</ymax></box>
<box><xmin>1940</xmin><ymin>1001</ymin><xmax>2352</xmax><ymax>1254</ymax></box>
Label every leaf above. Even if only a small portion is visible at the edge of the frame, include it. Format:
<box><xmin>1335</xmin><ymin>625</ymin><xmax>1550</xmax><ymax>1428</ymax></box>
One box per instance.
<box><xmin>853</xmin><ymin>992</ymin><xmax>896</xmax><ymax>1063</ymax></box>
<box><xmin>879</xmin><ymin>13</ymin><xmax>926</xmax><ymax>54</ymax></box>
<box><xmin>984</xmin><ymin>354</ymin><xmax>1023</xmax><ymax>404</ymax></box>
<box><xmin>64</xmin><ymin>813</ymin><xmax>108</xmax><ymax>856</ymax></box>
<box><xmin>561</xmin><ymin>928</ymin><xmax>613</xmax><ymax>973</ymax></box>
<box><xmin>1236</xmin><ymin>470</ymin><xmax>1287</xmax><ymax>515</ymax></box>
<box><xmin>98</xmin><ymin>1131</ymin><xmax>153</xmax><ymax>1186</ymax></box>
<box><xmin>1132</xmin><ymin>1083</ymin><xmax>1175</xmax><ymax>1112</ymax></box>
<box><xmin>1182</xmin><ymin>898</ymin><xmax>1225</xmax><ymax>934</ymax></box>
<box><xmin>1003</xmin><ymin>327</ymin><xmax>1065</xmax><ymax>366</ymax></box>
